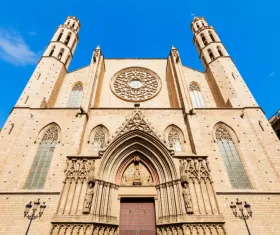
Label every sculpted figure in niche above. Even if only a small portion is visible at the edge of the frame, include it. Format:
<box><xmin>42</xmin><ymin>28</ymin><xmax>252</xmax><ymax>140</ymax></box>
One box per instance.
<box><xmin>83</xmin><ymin>182</ymin><xmax>95</xmax><ymax>214</ymax></box>
<box><xmin>182</xmin><ymin>182</ymin><xmax>193</xmax><ymax>214</ymax></box>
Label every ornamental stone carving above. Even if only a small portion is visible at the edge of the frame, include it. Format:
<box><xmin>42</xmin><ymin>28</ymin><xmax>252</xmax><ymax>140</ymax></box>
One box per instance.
<box><xmin>179</xmin><ymin>157</ymin><xmax>211</xmax><ymax>183</ymax></box>
<box><xmin>110</xmin><ymin>67</ymin><xmax>161</xmax><ymax>102</ymax></box>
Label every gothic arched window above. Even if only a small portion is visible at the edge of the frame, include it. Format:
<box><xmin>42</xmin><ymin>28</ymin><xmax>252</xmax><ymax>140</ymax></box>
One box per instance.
<box><xmin>209</xmin><ymin>31</ymin><xmax>215</xmax><ymax>42</ymax></box>
<box><xmin>91</xmin><ymin>125</ymin><xmax>109</xmax><ymax>151</ymax></box>
<box><xmin>49</xmin><ymin>46</ymin><xmax>55</xmax><ymax>56</ymax></box>
<box><xmin>166</xmin><ymin>125</ymin><xmax>183</xmax><ymax>152</ymax></box>
<box><xmin>217</xmin><ymin>46</ymin><xmax>223</xmax><ymax>56</ymax></box>
<box><xmin>67</xmin><ymin>82</ymin><xmax>83</xmax><ymax>107</ymax></box>
<box><xmin>215</xmin><ymin>124</ymin><xmax>251</xmax><ymax>189</ymax></box>
<box><xmin>25</xmin><ymin>124</ymin><xmax>60</xmax><ymax>189</ymax></box>
<box><xmin>201</xmin><ymin>33</ymin><xmax>207</xmax><ymax>46</ymax></box>
<box><xmin>65</xmin><ymin>33</ymin><xmax>71</xmax><ymax>46</ymax></box>
<box><xmin>189</xmin><ymin>82</ymin><xmax>205</xmax><ymax>108</ymax></box>
<box><xmin>208</xmin><ymin>49</ymin><xmax>214</xmax><ymax>61</ymax></box>
<box><xmin>57</xmin><ymin>30</ymin><xmax>63</xmax><ymax>41</ymax></box>
<box><xmin>58</xmin><ymin>48</ymin><xmax>64</xmax><ymax>60</ymax></box>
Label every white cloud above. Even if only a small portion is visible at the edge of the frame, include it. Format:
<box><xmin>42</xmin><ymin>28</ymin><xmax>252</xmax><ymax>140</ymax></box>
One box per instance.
<box><xmin>28</xmin><ymin>31</ymin><xmax>37</xmax><ymax>36</ymax></box>
<box><xmin>0</xmin><ymin>28</ymin><xmax>39</xmax><ymax>66</ymax></box>
<box><xmin>269</xmin><ymin>72</ymin><xmax>276</xmax><ymax>77</ymax></box>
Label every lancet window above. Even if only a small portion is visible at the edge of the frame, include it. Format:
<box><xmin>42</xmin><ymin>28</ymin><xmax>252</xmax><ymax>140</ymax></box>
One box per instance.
<box><xmin>215</xmin><ymin>124</ymin><xmax>251</xmax><ymax>189</ymax></box>
<box><xmin>91</xmin><ymin>126</ymin><xmax>108</xmax><ymax>151</ymax></box>
<box><xmin>67</xmin><ymin>82</ymin><xmax>83</xmax><ymax>107</ymax></box>
<box><xmin>189</xmin><ymin>82</ymin><xmax>206</xmax><ymax>108</ymax></box>
<box><xmin>25</xmin><ymin>124</ymin><xmax>59</xmax><ymax>189</ymax></box>
<box><xmin>167</xmin><ymin>126</ymin><xmax>183</xmax><ymax>152</ymax></box>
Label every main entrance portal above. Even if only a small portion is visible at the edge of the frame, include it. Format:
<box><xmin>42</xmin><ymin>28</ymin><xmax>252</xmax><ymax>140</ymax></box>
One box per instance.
<box><xmin>120</xmin><ymin>198</ymin><xmax>156</xmax><ymax>235</ymax></box>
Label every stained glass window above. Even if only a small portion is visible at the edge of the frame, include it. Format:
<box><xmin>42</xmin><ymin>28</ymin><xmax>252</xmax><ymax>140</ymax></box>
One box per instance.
<box><xmin>67</xmin><ymin>82</ymin><xmax>83</xmax><ymax>107</ymax></box>
<box><xmin>216</xmin><ymin>125</ymin><xmax>251</xmax><ymax>189</ymax></box>
<box><xmin>25</xmin><ymin>125</ymin><xmax>59</xmax><ymax>189</ymax></box>
<box><xmin>92</xmin><ymin>126</ymin><xmax>106</xmax><ymax>151</ymax></box>
<box><xmin>168</xmin><ymin>126</ymin><xmax>182</xmax><ymax>152</ymax></box>
<box><xmin>189</xmin><ymin>83</ymin><xmax>206</xmax><ymax>108</ymax></box>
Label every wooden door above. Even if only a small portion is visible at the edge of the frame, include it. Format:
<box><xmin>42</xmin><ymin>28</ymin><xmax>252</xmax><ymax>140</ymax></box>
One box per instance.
<box><xmin>120</xmin><ymin>198</ymin><xmax>156</xmax><ymax>235</ymax></box>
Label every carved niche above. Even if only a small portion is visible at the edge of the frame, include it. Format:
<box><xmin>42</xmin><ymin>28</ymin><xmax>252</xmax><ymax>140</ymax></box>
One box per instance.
<box><xmin>110</xmin><ymin>67</ymin><xmax>162</xmax><ymax>102</ymax></box>
<box><xmin>121</xmin><ymin>156</ymin><xmax>153</xmax><ymax>186</ymax></box>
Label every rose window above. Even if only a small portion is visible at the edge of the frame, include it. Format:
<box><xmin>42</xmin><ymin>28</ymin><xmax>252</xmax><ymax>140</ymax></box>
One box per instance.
<box><xmin>111</xmin><ymin>67</ymin><xmax>161</xmax><ymax>102</ymax></box>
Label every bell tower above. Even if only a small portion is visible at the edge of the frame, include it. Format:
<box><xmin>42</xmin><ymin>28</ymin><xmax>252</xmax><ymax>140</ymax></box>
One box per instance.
<box><xmin>191</xmin><ymin>17</ymin><xmax>258</xmax><ymax>108</ymax></box>
<box><xmin>15</xmin><ymin>16</ymin><xmax>80</xmax><ymax>108</ymax></box>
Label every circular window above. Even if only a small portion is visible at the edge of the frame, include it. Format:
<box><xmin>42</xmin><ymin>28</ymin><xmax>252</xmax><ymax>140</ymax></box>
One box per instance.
<box><xmin>111</xmin><ymin>67</ymin><xmax>161</xmax><ymax>102</ymax></box>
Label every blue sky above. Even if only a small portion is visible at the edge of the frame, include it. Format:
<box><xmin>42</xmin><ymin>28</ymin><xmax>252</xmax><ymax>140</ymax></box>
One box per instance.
<box><xmin>0</xmin><ymin>0</ymin><xmax>279</xmax><ymax>127</ymax></box>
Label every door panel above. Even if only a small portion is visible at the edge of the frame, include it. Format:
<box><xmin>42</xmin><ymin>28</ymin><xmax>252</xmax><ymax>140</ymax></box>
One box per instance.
<box><xmin>120</xmin><ymin>198</ymin><xmax>156</xmax><ymax>235</ymax></box>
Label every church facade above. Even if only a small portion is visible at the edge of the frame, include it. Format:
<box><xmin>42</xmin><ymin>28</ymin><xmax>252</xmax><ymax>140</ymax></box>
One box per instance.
<box><xmin>0</xmin><ymin>16</ymin><xmax>280</xmax><ymax>235</ymax></box>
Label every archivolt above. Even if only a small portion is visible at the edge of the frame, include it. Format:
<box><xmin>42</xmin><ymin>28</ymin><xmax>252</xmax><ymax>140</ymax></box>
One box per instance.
<box><xmin>97</xmin><ymin>130</ymin><xmax>178</xmax><ymax>184</ymax></box>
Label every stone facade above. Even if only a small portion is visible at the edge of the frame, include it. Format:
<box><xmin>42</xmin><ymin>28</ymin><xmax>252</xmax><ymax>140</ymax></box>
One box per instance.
<box><xmin>0</xmin><ymin>16</ymin><xmax>280</xmax><ymax>235</ymax></box>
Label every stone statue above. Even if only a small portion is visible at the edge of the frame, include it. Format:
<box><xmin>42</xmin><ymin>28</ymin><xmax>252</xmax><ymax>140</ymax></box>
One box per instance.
<box><xmin>83</xmin><ymin>182</ymin><xmax>95</xmax><ymax>214</ymax></box>
<box><xmin>133</xmin><ymin>164</ymin><xmax>142</xmax><ymax>185</ymax></box>
<box><xmin>182</xmin><ymin>182</ymin><xmax>193</xmax><ymax>214</ymax></box>
<box><xmin>133</xmin><ymin>156</ymin><xmax>142</xmax><ymax>185</ymax></box>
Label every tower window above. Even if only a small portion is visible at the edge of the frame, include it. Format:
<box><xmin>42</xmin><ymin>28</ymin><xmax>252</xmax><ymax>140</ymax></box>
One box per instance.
<box><xmin>202</xmin><ymin>56</ymin><xmax>207</xmax><ymax>67</ymax></box>
<box><xmin>215</xmin><ymin>124</ymin><xmax>251</xmax><ymax>189</ymax></box>
<box><xmin>65</xmin><ymin>33</ymin><xmax>71</xmax><ymax>46</ymax></box>
<box><xmin>57</xmin><ymin>30</ymin><xmax>63</xmax><ymax>41</ymax></box>
<box><xmin>196</xmin><ymin>23</ymin><xmax>200</xmax><ymax>30</ymax></box>
<box><xmin>58</xmin><ymin>49</ymin><xmax>64</xmax><ymax>60</ymax></box>
<box><xmin>67</xmin><ymin>82</ymin><xmax>83</xmax><ymax>107</ymax></box>
<box><xmin>209</xmin><ymin>31</ymin><xmax>215</xmax><ymax>42</ymax></box>
<box><xmin>201</xmin><ymin>34</ymin><xmax>207</xmax><ymax>46</ymax></box>
<box><xmin>217</xmin><ymin>47</ymin><xmax>223</xmax><ymax>56</ymax></box>
<box><xmin>201</xmin><ymin>21</ymin><xmax>205</xmax><ymax>27</ymax></box>
<box><xmin>25</xmin><ymin>124</ymin><xmax>59</xmax><ymax>189</ymax></box>
<box><xmin>189</xmin><ymin>82</ymin><xmax>206</xmax><ymax>108</ymax></box>
<box><xmin>72</xmin><ymin>23</ymin><xmax>75</xmax><ymax>28</ymax></box>
<box><xmin>49</xmin><ymin>46</ymin><xmax>55</xmax><ymax>56</ymax></box>
<box><xmin>208</xmin><ymin>49</ymin><xmax>215</xmax><ymax>61</ymax></box>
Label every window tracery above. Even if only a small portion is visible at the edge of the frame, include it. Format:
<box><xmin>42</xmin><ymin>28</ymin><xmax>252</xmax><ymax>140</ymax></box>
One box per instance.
<box><xmin>91</xmin><ymin>125</ymin><xmax>108</xmax><ymax>151</ymax></box>
<box><xmin>111</xmin><ymin>67</ymin><xmax>161</xmax><ymax>102</ymax></box>
<box><xmin>167</xmin><ymin>126</ymin><xmax>183</xmax><ymax>152</ymax></box>
<box><xmin>189</xmin><ymin>82</ymin><xmax>205</xmax><ymax>108</ymax></box>
<box><xmin>67</xmin><ymin>82</ymin><xmax>83</xmax><ymax>107</ymax></box>
<box><xmin>215</xmin><ymin>124</ymin><xmax>251</xmax><ymax>189</ymax></box>
<box><xmin>25</xmin><ymin>124</ymin><xmax>60</xmax><ymax>189</ymax></box>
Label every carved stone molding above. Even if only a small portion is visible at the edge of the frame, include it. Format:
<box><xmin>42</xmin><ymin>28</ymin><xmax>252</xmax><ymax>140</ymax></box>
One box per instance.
<box><xmin>179</xmin><ymin>156</ymin><xmax>211</xmax><ymax>183</ymax></box>
<box><xmin>50</xmin><ymin>223</ymin><xmax>118</xmax><ymax>235</ymax></box>
<box><xmin>112</xmin><ymin>110</ymin><xmax>161</xmax><ymax>141</ymax></box>
<box><xmin>64</xmin><ymin>157</ymin><xmax>95</xmax><ymax>183</ymax></box>
<box><xmin>157</xmin><ymin>223</ymin><xmax>226</xmax><ymax>235</ymax></box>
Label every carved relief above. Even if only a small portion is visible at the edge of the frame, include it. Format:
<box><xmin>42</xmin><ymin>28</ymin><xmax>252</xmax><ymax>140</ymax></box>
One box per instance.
<box><xmin>65</xmin><ymin>158</ymin><xmax>94</xmax><ymax>183</ymax></box>
<box><xmin>122</xmin><ymin>156</ymin><xmax>153</xmax><ymax>186</ymax></box>
<box><xmin>178</xmin><ymin>157</ymin><xmax>221</xmax><ymax>216</ymax></box>
<box><xmin>179</xmin><ymin>157</ymin><xmax>211</xmax><ymax>183</ymax></box>
<box><xmin>114</xmin><ymin>110</ymin><xmax>160</xmax><ymax>140</ymax></box>
<box><xmin>111</xmin><ymin>67</ymin><xmax>161</xmax><ymax>102</ymax></box>
<box><xmin>157</xmin><ymin>224</ymin><xmax>226</xmax><ymax>235</ymax></box>
<box><xmin>50</xmin><ymin>224</ymin><xmax>118</xmax><ymax>235</ymax></box>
